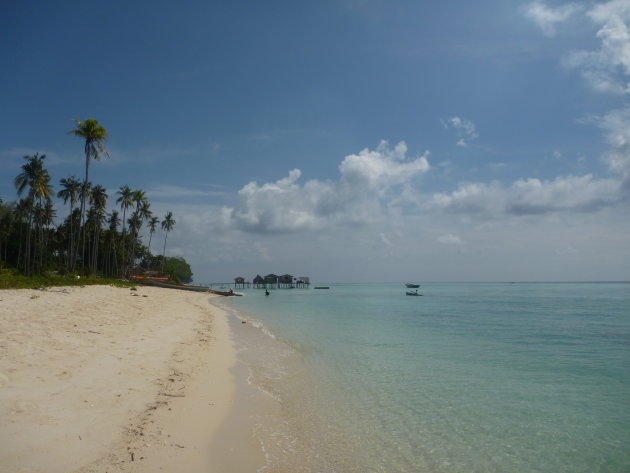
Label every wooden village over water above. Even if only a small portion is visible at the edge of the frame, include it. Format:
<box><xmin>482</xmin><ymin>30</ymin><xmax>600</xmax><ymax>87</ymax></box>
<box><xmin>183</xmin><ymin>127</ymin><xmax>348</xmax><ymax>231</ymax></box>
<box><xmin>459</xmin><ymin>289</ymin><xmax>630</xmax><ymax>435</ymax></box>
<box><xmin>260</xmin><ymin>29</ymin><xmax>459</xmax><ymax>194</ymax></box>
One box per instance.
<box><xmin>231</xmin><ymin>274</ymin><xmax>310</xmax><ymax>289</ymax></box>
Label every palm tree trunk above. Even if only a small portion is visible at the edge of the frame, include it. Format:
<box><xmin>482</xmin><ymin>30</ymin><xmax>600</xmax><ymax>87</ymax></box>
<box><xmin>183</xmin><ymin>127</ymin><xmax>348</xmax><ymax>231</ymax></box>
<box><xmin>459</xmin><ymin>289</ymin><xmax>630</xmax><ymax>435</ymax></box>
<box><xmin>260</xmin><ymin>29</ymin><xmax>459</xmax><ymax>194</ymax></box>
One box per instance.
<box><xmin>148</xmin><ymin>231</ymin><xmax>154</xmax><ymax>255</ymax></box>
<box><xmin>93</xmin><ymin>224</ymin><xmax>100</xmax><ymax>274</ymax></box>
<box><xmin>25</xmin><ymin>204</ymin><xmax>34</xmax><ymax>276</ymax></box>
<box><xmin>74</xmin><ymin>192</ymin><xmax>86</xmax><ymax>272</ymax></box>
<box><xmin>161</xmin><ymin>232</ymin><xmax>169</xmax><ymax>273</ymax></box>
<box><xmin>120</xmin><ymin>209</ymin><xmax>127</xmax><ymax>277</ymax></box>
<box><xmin>38</xmin><ymin>216</ymin><xmax>43</xmax><ymax>273</ymax></box>
<box><xmin>67</xmin><ymin>202</ymin><xmax>74</xmax><ymax>270</ymax></box>
<box><xmin>17</xmin><ymin>217</ymin><xmax>23</xmax><ymax>271</ymax></box>
<box><xmin>75</xmin><ymin>150</ymin><xmax>90</xmax><ymax>273</ymax></box>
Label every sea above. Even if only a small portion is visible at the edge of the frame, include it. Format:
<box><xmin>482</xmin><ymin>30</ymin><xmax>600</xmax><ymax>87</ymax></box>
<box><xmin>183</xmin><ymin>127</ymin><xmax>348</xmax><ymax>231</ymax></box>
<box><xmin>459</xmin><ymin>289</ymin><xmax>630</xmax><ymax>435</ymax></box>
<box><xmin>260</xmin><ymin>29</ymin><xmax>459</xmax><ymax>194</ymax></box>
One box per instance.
<box><xmin>209</xmin><ymin>282</ymin><xmax>630</xmax><ymax>473</ymax></box>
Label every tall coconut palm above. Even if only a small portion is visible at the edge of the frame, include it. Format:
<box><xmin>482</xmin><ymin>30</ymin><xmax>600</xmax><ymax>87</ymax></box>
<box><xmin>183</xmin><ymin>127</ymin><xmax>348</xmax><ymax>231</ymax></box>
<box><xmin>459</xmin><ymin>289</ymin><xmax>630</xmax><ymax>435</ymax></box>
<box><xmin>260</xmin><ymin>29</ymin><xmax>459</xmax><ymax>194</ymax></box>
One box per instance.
<box><xmin>146</xmin><ymin>216</ymin><xmax>159</xmax><ymax>255</ymax></box>
<box><xmin>127</xmin><ymin>212</ymin><xmax>142</xmax><ymax>270</ymax></box>
<box><xmin>32</xmin><ymin>202</ymin><xmax>46</xmax><ymax>271</ymax></box>
<box><xmin>89</xmin><ymin>185</ymin><xmax>108</xmax><ymax>273</ymax></box>
<box><xmin>57</xmin><ymin>176</ymin><xmax>81</xmax><ymax>269</ymax></box>
<box><xmin>14</xmin><ymin>198</ymin><xmax>30</xmax><ymax>270</ymax></box>
<box><xmin>116</xmin><ymin>185</ymin><xmax>133</xmax><ymax>276</ymax></box>
<box><xmin>139</xmin><ymin>201</ymin><xmax>152</xmax><ymax>232</ymax></box>
<box><xmin>105</xmin><ymin>210</ymin><xmax>120</xmax><ymax>276</ymax></box>
<box><xmin>0</xmin><ymin>202</ymin><xmax>15</xmax><ymax>263</ymax></box>
<box><xmin>68</xmin><ymin>118</ymin><xmax>108</xmax><ymax>271</ymax></box>
<box><xmin>41</xmin><ymin>200</ymin><xmax>56</xmax><ymax>269</ymax></box>
<box><xmin>127</xmin><ymin>189</ymin><xmax>149</xmax><ymax>271</ymax></box>
<box><xmin>161</xmin><ymin>211</ymin><xmax>175</xmax><ymax>273</ymax></box>
<box><xmin>14</xmin><ymin>153</ymin><xmax>53</xmax><ymax>275</ymax></box>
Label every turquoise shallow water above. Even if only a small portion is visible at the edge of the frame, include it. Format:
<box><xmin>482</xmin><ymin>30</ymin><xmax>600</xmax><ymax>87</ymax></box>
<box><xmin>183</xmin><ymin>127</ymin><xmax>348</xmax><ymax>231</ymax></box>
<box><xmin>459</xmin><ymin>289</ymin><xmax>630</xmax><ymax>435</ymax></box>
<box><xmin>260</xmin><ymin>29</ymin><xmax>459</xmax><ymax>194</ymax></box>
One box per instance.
<box><xmin>217</xmin><ymin>283</ymin><xmax>630</xmax><ymax>473</ymax></box>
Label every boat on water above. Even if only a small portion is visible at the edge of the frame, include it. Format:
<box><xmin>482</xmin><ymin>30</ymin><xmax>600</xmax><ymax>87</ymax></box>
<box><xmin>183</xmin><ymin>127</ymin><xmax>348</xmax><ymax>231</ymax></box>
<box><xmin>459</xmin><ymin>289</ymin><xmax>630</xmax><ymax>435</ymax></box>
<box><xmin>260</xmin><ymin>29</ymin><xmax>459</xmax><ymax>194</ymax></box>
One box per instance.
<box><xmin>406</xmin><ymin>290</ymin><xmax>423</xmax><ymax>296</ymax></box>
<box><xmin>405</xmin><ymin>283</ymin><xmax>420</xmax><ymax>288</ymax></box>
<box><xmin>209</xmin><ymin>288</ymin><xmax>243</xmax><ymax>296</ymax></box>
<box><xmin>314</xmin><ymin>286</ymin><xmax>330</xmax><ymax>289</ymax></box>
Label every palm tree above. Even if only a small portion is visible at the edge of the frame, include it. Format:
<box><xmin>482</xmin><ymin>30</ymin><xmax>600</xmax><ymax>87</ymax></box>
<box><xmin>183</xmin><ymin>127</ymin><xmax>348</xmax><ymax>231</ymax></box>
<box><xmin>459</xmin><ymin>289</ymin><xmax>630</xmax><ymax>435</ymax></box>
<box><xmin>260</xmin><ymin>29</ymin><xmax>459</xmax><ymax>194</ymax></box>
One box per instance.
<box><xmin>32</xmin><ymin>202</ymin><xmax>45</xmax><ymax>271</ymax></box>
<box><xmin>116</xmin><ymin>185</ymin><xmax>133</xmax><ymax>276</ymax></box>
<box><xmin>146</xmin><ymin>216</ymin><xmax>159</xmax><ymax>254</ymax></box>
<box><xmin>161</xmin><ymin>211</ymin><xmax>175</xmax><ymax>273</ymax></box>
<box><xmin>14</xmin><ymin>198</ymin><xmax>30</xmax><ymax>270</ymax></box>
<box><xmin>0</xmin><ymin>201</ymin><xmax>16</xmax><ymax>263</ymax></box>
<box><xmin>127</xmin><ymin>212</ymin><xmax>142</xmax><ymax>271</ymax></box>
<box><xmin>68</xmin><ymin>118</ymin><xmax>108</xmax><ymax>271</ymax></box>
<box><xmin>127</xmin><ymin>189</ymin><xmax>149</xmax><ymax>271</ymax></box>
<box><xmin>57</xmin><ymin>176</ymin><xmax>81</xmax><ymax>269</ymax></box>
<box><xmin>41</xmin><ymin>200</ymin><xmax>56</xmax><ymax>269</ymax></box>
<box><xmin>105</xmin><ymin>210</ymin><xmax>120</xmax><ymax>276</ymax></box>
<box><xmin>32</xmin><ymin>201</ymin><xmax>55</xmax><ymax>271</ymax></box>
<box><xmin>89</xmin><ymin>185</ymin><xmax>108</xmax><ymax>273</ymax></box>
<box><xmin>14</xmin><ymin>153</ymin><xmax>53</xmax><ymax>275</ymax></box>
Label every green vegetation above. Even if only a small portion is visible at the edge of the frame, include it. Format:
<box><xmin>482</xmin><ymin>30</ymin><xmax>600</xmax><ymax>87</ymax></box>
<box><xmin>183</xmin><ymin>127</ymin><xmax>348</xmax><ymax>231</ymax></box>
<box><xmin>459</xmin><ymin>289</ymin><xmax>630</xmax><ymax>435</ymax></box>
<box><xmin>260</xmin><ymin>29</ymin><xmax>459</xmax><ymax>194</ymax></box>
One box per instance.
<box><xmin>162</xmin><ymin>256</ymin><xmax>193</xmax><ymax>284</ymax></box>
<box><xmin>0</xmin><ymin>267</ymin><xmax>133</xmax><ymax>290</ymax></box>
<box><xmin>1</xmin><ymin>118</ymin><xmax>189</xmax><ymax>288</ymax></box>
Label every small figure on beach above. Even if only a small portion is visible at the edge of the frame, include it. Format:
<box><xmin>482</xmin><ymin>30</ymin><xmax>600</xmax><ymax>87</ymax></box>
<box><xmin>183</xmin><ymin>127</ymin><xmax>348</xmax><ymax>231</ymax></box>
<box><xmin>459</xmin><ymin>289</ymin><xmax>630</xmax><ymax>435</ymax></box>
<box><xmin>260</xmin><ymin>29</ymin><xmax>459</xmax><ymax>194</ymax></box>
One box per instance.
<box><xmin>265</xmin><ymin>289</ymin><xmax>270</xmax><ymax>296</ymax></box>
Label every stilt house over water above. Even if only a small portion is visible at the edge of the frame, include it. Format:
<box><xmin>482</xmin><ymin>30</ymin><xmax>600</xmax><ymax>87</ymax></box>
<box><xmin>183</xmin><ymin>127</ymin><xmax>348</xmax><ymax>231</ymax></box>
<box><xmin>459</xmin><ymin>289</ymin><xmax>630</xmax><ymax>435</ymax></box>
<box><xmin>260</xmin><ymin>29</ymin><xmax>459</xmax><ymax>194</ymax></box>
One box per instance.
<box><xmin>278</xmin><ymin>274</ymin><xmax>293</xmax><ymax>287</ymax></box>
<box><xmin>235</xmin><ymin>274</ymin><xmax>311</xmax><ymax>289</ymax></box>
<box><xmin>295</xmin><ymin>276</ymin><xmax>310</xmax><ymax>287</ymax></box>
<box><xmin>264</xmin><ymin>274</ymin><xmax>278</xmax><ymax>287</ymax></box>
<box><xmin>252</xmin><ymin>275</ymin><xmax>265</xmax><ymax>288</ymax></box>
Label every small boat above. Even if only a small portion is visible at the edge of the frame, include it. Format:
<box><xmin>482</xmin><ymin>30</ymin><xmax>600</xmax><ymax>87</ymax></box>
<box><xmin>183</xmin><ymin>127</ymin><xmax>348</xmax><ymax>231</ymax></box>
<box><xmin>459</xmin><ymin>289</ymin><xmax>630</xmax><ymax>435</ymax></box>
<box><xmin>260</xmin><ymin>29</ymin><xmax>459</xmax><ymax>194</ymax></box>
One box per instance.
<box><xmin>209</xmin><ymin>289</ymin><xmax>243</xmax><ymax>296</ymax></box>
<box><xmin>135</xmin><ymin>277</ymin><xmax>210</xmax><ymax>293</ymax></box>
<box><xmin>131</xmin><ymin>275</ymin><xmax>169</xmax><ymax>282</ymax></box>
<box><xmin>406</xmin><ymin>291</ymin><xmax>422</xmax><ymax>296</ymax></box>
<box><xmin>314</xmin><ymin>286</ymin><xmax>330</xmax><ymax>289</ymax></box>
<box><xmin>405</xmin><ymin>283</ymin><xmax>420</xmax><ymax>288</ymax></box>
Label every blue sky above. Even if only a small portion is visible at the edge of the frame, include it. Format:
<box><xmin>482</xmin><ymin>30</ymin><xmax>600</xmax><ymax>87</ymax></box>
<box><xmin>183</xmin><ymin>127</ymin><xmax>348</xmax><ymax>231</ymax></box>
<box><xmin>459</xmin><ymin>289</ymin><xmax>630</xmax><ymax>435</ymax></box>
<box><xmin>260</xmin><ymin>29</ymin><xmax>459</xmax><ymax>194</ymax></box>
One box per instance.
<box><xmin>1</xmin><ymin>0</ymin><xmax>629</xmax><ymax>282</ymax></box>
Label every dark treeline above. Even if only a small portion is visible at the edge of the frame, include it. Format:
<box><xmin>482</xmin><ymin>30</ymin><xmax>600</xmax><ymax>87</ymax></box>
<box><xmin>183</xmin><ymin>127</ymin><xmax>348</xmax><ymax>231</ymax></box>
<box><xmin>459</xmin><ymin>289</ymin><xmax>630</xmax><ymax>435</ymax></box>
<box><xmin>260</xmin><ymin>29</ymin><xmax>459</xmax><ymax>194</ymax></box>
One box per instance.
<box><xmin>0</xmin><ymin>118</ymin><xmax>190</xmax><ymax>283</ymax></box>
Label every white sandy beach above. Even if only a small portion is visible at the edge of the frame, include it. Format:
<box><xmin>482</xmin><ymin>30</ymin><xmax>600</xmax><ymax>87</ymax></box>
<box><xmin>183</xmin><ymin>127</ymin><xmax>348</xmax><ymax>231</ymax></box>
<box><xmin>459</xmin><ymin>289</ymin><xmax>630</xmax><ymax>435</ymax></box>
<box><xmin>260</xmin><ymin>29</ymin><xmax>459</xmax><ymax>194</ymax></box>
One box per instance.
<box><xmin>0</xmin><ymin>285</ymin><xmax>261</xmax><ymax>473</ymax></box>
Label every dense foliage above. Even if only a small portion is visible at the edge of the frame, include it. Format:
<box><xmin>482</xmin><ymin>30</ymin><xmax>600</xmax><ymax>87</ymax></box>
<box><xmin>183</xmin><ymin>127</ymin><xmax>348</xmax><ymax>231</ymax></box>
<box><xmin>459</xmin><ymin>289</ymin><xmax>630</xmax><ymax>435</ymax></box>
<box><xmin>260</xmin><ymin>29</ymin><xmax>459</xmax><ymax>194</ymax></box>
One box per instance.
<box><xmin>0</xmin><ymin>118</ymin><xmax>188</xmax><ymax>285</ymax></box>
<box><xmin>143</xmin><ymin>256</ymin><xmax>194</xmax><ymax>284</ymax></box>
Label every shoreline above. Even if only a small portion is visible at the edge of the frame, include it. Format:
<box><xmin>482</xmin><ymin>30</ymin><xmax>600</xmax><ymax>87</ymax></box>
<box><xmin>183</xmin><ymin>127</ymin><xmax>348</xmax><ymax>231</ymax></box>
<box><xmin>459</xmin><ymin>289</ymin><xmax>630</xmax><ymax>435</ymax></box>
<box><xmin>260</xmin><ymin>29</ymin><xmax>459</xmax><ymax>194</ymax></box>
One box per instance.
<box><xmin>0</xmin><ymin>285</ymin><xmax>264</xmax><ymax>472</ymax></box>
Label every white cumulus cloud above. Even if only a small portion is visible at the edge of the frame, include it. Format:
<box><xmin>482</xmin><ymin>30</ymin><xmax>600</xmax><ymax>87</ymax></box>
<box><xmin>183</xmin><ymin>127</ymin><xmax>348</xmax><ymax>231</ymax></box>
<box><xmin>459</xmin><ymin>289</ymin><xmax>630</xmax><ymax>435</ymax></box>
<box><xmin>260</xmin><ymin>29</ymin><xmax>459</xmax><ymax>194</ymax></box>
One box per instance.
<box><xmin>427</xmin><ymin>174</ymin><xmax>621</xmax><ymax>217</ymax></box>
<box><xmin>593</xmin><ymin>105</ymin><xmax>630</xmax><ymax>192</ymax></box>
<box><xmin>225</xmin><ymin>140</ymin><xmax>430</xmax><ymax>233</ymax></box>
<box><xmin>524</xmin><ymin>1</ymin><xmax>582</xmax><ymax>37</ymax></box>
<box><xmin>563</xmin><ymin>0</ymin><xmax>630</xmax><ymax>94</ymax></box>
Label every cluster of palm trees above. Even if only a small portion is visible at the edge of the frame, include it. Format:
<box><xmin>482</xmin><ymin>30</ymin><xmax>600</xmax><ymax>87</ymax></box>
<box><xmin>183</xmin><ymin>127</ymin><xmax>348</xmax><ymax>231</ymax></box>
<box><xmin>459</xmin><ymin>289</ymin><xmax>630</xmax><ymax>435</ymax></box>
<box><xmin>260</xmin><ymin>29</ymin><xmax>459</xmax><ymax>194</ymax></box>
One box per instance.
<box><xmin>0</xmin><ymin>118</ymin><xmax>177</xmax><ymax>278</ymax></box>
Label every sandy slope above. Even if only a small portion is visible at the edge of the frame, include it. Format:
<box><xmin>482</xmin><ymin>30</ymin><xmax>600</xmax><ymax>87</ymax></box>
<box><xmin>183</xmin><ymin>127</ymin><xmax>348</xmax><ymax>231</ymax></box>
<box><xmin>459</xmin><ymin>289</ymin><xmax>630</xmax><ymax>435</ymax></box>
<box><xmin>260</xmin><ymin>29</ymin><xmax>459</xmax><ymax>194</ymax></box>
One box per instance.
<box><xmin>0</xmin><ymin>285</ymin><xmax>240</xmax><ymax>473</ymax></box>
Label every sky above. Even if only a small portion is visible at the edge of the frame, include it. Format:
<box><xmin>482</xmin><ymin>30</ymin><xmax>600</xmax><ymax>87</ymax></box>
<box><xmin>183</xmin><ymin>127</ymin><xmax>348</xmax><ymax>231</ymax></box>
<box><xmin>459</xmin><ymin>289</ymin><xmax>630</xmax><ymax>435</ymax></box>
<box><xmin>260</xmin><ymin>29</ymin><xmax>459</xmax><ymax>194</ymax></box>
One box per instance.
<box><xmin>1</xmin><ymin>0</ymin><xmax>629</xmax><ymax>283</ymax></box>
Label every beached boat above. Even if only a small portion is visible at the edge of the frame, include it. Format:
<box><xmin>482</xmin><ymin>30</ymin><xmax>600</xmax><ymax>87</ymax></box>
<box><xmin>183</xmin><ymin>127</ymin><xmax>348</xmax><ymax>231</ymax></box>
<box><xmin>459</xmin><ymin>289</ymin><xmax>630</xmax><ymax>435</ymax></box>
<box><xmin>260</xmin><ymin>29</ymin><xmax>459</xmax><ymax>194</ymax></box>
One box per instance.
<box><xmin>131</xmin><ymin>275</ymin><xmax>169</xmax><ymax>282</ymax></box>
<box><xmin>209</xmin><ymin>289</ymin><xmax>243</xmax><ymax>296</ymax></box>
<box><xmin>405</xmin><ymin>283</ymin><xmax>420</xmax><ymax>288</ymax></box>
<box><xmin>406</xmin><ymin>291</ymin><xmax>422</xmax><ymax>296</ymax></box>
<box><xmin>133</xmin><ymin>277</ymin><xmax>210</xmax><ymax>293</ymax></box>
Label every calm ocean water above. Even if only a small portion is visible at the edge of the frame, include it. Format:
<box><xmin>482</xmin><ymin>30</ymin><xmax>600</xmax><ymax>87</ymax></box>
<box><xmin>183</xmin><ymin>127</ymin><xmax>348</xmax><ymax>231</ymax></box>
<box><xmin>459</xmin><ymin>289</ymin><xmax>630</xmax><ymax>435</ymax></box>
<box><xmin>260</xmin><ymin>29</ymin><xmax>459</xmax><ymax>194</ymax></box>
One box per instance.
<box><xmin>213</xmin><ymin>283</ymin><xmax>630</xmax><ymax>473</ymax></box>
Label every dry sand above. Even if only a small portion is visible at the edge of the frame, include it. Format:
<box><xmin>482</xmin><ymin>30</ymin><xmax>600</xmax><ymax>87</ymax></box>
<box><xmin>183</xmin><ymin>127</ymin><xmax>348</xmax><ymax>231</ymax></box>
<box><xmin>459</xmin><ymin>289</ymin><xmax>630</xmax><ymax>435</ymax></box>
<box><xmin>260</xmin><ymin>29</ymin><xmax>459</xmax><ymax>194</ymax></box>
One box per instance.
<box><xmin>0</xmin><ymin>285</ymin><xmax>261</xmax><ymax>473</ymax></box>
